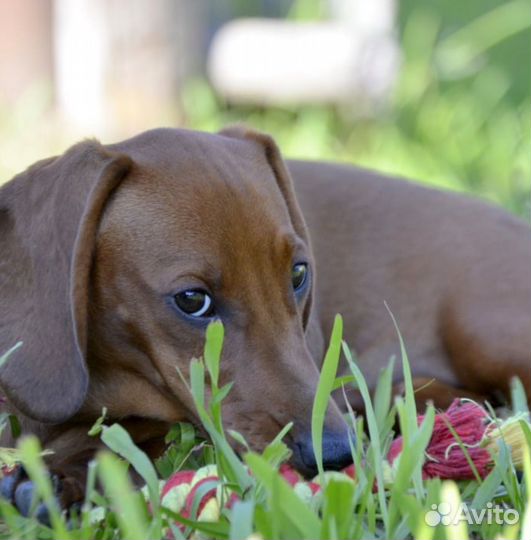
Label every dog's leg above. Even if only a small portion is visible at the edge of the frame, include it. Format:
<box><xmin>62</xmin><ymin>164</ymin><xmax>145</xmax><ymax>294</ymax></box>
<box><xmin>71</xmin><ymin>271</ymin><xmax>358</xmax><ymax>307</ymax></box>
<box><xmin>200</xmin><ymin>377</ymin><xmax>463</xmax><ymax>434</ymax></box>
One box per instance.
<box><xmin>334</xmin><ymin>341</ymin><xmax>472</xmax><ymax>412</ymax></box>
<box><xmin>392</xmin><ymin>377</ymin><xmax>488</xmax><ymax>410</ymax></box>
<box><xmin>442</xmin><ymin>305</ymin><xmax>531</xmax><ymax>405</ymax></box>
<box><xmin>0</xmin><ymin>419</ymin><xmax>170</xmax><ymax>522</ymax></box>
<box><xmin>332</xmin><ymin>341</ymin><xmax>488</xmax><ymax>413</ymax></box>
<box><xmin>0</xmin><ymin>425</ymin><xmax>99</xmax><ymax>523</ymax></box>
<box><xmin>336</xmin><ymin>375</ymin><xmax>487</xmax><ymax>416</ymax></box>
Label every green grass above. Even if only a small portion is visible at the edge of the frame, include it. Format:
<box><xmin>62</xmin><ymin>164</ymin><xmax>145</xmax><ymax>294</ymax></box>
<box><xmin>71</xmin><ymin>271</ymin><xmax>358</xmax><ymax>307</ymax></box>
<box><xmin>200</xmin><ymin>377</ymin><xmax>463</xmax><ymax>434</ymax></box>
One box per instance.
<box><xmin>0</xmin><ymin>318</ymin><xmax>529</xmax><ymax>539</ymax></box>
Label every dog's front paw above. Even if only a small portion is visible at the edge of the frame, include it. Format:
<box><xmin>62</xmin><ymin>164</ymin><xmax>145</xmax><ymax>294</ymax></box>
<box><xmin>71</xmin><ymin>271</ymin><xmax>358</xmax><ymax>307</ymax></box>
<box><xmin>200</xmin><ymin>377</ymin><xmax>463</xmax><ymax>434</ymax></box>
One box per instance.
<box><xmin>0</xmin><ymin>466</ymin><xmax>83</xmax><ymax>525</ymax></box>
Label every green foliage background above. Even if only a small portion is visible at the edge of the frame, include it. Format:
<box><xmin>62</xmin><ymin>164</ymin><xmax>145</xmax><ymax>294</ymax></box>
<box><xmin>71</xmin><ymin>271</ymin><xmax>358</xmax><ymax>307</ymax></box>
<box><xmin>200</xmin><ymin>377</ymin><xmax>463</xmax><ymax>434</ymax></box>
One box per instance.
<box><xmin>184</xmin><ymin>0</ymin><xmax>530</xmax><ymax>218</ymax></box>
<box><xmin>1</xmin><ymin>1</ymin><xmax>529</xmax><ymax>218</ymax></box>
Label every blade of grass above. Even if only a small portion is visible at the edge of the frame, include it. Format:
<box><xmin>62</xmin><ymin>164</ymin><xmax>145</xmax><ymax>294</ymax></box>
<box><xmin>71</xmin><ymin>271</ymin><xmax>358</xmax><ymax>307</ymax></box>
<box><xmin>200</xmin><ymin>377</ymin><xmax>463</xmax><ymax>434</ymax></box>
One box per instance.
<box><xmin>18</xmin><ymin>436</ymin><xmax>70</xmax><ymax>540</ymax></box>
<box><xmin>261</xmin><ymin>422</ymin><xmax>293</xmax><ymax>468</ymax></box>
<box><xmin>0</xmin><ymin>498</ymin><xmax>34</xmax><ymax>540</ymax></box>
<box><xmin>229</xmin><ymin>500</ymin><xmax>255</xmax><ymax>540</ymax></box>
<box><xmin>193</xmin><ymin>397</ymin><xmax>253</xmax><ymax>491</ymax></box>
<box><xmin>100</xmin><ymin>423</ymin><xmax>161</xmax><ymax>514</ymax></box>
<box><xmin>384</xmin><ymin>302</ymin><xmax>417</xmax><ymax>433</ymax></box>
<box><xmin>190</xmin><ymin>358</ymin><xmax>206</xmax><ymax>413</ymax></box>
<box><xmin>396</xmin><ymin>494</ymin><xmax>435</xmax><ymax>540</ymax></box>
<box><xmin>162</xmin><ymin>506</ymin><xmax>230</xmax><ymax>539</ymax></box>
<box><xmin>471</xmin><ymin>467</ymin><xmax>503</xmax><ymax>510</ymax></box>
<box><xmin>245</xmin><ymin>452</ymin><xmax>321</xmax><ymax>538</ymax></box>
<box><xmin>204</xmin><ymin>322</ymin><xmax>226</xmax><ymax>438</ymax></box>
<box><xmin>440</xmin><ymin>481</ymin><xmax>469</xmax><ymax>540</ymax></box>
<box><xmin>520</xmin><ymin>419</ymin><xmax>531</xmax><ymax>451</ymax></box>
<box><xmin>439</xmin><ymin>415</ymin><xmax>482</xmax><ymax>483</ymax></box>
<box><xmin>436</xmin><ymin>0</ymin><xmax>531</xmax><ymax>74</ymax></box>
<box><xmin>204</xmin><ymin>320</ymin><xmax>224</xmax><ymax>388</ymax></box>
<box><xmin>97</xmin><ymin>451</ymin><xmax>149</xmax><ymax>540</ymax></box>
<box><xmin>312</xmin><ymin>314</ymin><xmax>343</xmax><ymax>480</ymax></box>
<box><xmin>332</xmin><ymin>375</ymin><xmax>357</xmax><ymax>391</ymax></box>
<box><xmin>253</xmin><ymin>505</ymin><xmax>274</xmax><ymax>538</ymax></box>
<box><xmin>320</xmin><ymin>478</ymin><xmax>356</xmax><ymax>540</ymax></box>
<box><xmin>188</xmin><ymin>333</ymin><xmax>253</xmax><ymax>491</ymax></box>
<box><xmin>188</xmin><ymin>478</ymin><xmax>220</xmax><ymax>520</ymax></box>
<box><xmin>388</xmin><ymin>401</ymin><xmax>435</xmax><ymax>535</ymax></box>
<box><xmin>373</xmin><ymin>356</ymin><xmax>395</xmax><ymax>438</ymax></box>
<box><xmin>385</xmin><ymin>302</ymin><xmax>424</xmax><ymax>499</ymax></box>
<box><xmin>511</xmin><ymin>377</ymin><xmax>530</xmax><ymax>415</ymax></box>
<box><xmin>79</xmin><ymin>459</ymin><xmax>98</xmax><ymax>538</ymax></box>
<box><xmin>521</xmin><ymin>445</ymin><xmax>531</xmax><ymax>540</ymax></box>
<box><xmin>342</xmin><ymin>342</ymin><xmax>389</xmax><ymax>532</ymax></box>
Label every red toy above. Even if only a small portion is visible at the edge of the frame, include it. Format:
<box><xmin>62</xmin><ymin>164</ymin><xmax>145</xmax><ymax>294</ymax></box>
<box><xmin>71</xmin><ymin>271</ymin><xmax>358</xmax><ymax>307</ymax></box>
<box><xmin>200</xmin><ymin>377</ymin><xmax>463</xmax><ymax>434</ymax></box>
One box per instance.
<box><xmin>161</xmin><ymin>399</ymin><xmax>529</xmax><ymax>524</ymax></box>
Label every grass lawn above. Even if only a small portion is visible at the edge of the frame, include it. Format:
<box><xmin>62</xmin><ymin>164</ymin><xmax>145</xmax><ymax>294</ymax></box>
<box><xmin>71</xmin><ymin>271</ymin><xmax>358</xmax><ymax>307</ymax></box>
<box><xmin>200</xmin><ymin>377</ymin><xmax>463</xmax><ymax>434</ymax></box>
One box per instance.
<box><xmin>0</xmin><ymin>316</ymin><xmax>529</xmax><ymax>539</ymax></box>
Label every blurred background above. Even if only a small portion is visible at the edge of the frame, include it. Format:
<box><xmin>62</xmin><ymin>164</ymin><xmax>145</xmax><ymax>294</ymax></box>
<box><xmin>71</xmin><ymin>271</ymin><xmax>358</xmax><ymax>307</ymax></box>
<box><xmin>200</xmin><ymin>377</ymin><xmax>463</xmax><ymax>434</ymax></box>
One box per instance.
<box><xmin>0</xmin><ymin>0</ymin><xmax>529</xmax><ymax>217</ymax></box>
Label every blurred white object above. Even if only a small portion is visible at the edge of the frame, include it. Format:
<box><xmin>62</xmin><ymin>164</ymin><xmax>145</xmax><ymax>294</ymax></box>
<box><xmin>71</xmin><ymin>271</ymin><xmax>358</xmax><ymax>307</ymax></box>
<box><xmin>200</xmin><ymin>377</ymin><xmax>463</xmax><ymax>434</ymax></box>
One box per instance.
<box><xmin>53</xmin><ymin>0</ymin><xmax>205</xmax><ymax>136</ymax></box>
<box><xmin>53</xmin><ymin>0</ymin><xmax>109</xmax><ymax>133</ymax></box>
<box><xmin>208</xmin><ymin>0</ymin><xmax>399</xmax><ymax>105</ymax></box>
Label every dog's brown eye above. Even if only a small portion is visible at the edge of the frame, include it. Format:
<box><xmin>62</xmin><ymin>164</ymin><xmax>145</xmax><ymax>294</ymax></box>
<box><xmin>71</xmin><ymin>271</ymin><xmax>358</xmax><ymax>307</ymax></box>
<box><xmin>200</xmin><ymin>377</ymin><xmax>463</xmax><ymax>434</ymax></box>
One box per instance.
<box><xmin>292</xmin><ymin>263</ymin><xmax>308</xmax><ymax>291</ymax></box>
<box><xmin>174</xmin><ymin>289</ymin><xmax>214</xmax><ymax>318</ymax></box>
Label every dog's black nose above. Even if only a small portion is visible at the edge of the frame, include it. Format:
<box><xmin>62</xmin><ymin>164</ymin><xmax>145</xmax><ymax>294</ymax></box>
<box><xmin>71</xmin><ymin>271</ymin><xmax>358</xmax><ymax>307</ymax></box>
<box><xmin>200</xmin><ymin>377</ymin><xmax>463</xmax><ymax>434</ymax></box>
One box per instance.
<box><xmin>293</xmin><ymin>429</ymin><xmax>353</xmax><ymax>477</ymax></box>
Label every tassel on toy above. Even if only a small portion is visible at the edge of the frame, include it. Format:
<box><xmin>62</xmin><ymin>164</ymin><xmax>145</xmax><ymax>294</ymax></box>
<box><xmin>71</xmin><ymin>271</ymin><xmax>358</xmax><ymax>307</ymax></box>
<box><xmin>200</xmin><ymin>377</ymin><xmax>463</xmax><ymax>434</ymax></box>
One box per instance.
<box><xmin>387</xmin><ymin>399</ymin><xmax>529</xmax><ymax>481</ymax></box>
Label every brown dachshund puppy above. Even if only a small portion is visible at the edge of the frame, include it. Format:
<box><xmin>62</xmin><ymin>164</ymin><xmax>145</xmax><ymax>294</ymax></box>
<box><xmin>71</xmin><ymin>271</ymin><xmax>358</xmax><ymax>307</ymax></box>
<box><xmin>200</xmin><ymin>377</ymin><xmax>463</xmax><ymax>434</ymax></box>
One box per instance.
<box><xmin>0</xmin><ymin>127</ymin><xmax>529</xmax><ymax>515</ymax></box>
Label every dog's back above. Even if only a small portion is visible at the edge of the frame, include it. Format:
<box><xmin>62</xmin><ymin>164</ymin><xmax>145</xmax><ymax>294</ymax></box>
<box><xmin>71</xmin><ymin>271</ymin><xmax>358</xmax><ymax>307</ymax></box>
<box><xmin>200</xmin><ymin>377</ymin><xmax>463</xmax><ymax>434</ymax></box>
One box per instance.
<box><xmin>288</xmin><ymin>159</ymin><xmax>531</xmax><ymax>405</ymax></box>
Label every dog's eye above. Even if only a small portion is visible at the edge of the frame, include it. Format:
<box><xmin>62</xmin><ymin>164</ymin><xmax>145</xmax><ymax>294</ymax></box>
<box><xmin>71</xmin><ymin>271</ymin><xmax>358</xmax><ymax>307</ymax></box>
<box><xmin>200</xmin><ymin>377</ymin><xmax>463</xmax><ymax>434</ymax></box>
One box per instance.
<box><xmin>174</xmin><ymin>289</ymin><xmax>214</xmax><ymax>318</ymax></box>
<box><xmin>292</xmin><ymin>263</ymin><xmax>308</xmax><ymax>291</ymax></box>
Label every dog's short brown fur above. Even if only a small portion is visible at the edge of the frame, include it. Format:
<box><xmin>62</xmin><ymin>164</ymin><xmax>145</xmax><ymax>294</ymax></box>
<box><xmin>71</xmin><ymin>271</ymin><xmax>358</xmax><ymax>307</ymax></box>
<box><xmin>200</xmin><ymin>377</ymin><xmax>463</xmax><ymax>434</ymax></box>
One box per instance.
<box><xmin>1</xmin><ymin>127</ymin><xmax>530</xmax><ymax>509</ymax></box>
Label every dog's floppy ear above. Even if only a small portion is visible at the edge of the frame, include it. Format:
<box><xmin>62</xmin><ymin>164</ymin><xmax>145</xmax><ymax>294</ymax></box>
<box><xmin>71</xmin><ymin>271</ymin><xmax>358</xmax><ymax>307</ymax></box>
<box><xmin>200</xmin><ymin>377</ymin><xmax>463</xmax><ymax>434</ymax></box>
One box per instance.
<box><xmin>220</xmin><ymin>126</ymin><xmax>315</xmax><ymax>324</ymax></box>
<box><xmin>0</xmin><ymin>141</ymin><xmax>132</xmax><ymax>423</ymax></box>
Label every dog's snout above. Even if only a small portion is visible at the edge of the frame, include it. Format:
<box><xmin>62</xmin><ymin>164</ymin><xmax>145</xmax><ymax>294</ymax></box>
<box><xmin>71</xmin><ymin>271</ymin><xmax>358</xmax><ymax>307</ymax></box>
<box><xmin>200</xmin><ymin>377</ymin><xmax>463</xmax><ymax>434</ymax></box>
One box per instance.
<box><xmin>292</xmin><ymin>429</ymin><xmax>353</xmax><ymax>477</ymax></box>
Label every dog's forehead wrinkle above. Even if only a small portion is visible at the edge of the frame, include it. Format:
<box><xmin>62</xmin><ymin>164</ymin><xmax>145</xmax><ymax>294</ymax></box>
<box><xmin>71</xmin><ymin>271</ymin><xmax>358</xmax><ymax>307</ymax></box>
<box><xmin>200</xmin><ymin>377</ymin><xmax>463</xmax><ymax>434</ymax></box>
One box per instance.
<box><xmin>115</xmin><ymin>128</ymin><xmax>268</xmax><ymax>187</ymax></box>
<box><xmin>106</xmin><ymin>142</ymin><xmax>294</xmax><ymax>251</ymax></box>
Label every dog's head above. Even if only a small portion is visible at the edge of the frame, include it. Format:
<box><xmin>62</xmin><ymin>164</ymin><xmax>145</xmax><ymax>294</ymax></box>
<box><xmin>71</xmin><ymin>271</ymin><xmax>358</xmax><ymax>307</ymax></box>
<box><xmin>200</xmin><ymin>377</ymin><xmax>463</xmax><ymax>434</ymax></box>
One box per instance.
<box><xmin>0</xmin><ymin>127</ymin><xmax>351</xmax><ymax>474</ymax></box>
